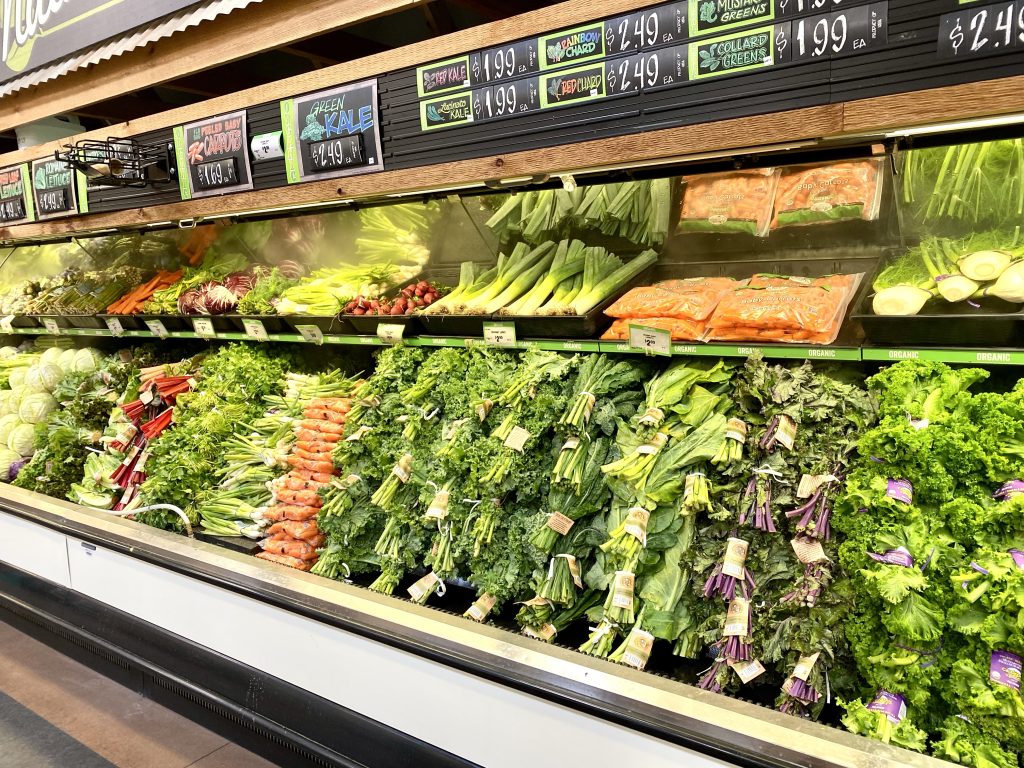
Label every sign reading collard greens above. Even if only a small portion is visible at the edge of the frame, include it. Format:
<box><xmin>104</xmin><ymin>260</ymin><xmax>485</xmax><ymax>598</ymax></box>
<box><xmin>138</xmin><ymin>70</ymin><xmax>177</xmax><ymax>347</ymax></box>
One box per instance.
<box><xmin>31</xmin><ymin>157</ymin><xmax>76</xmax><ymax>218</ymax></box>
<box><xmin>0</xmin><ymin>164</ymin><xmax>33</xmax><ymax>224</ymax></box>
<box><xmin>1</xmin><ymin>0</ymin><xmax>202</xmax><ymax>85</ymax></box>
<box><xmin>690</xmin><ymin>26</ymin><xmax>776</xmax><ymax>78</ymax></box>
<box><xmin>281</xmin><ymin>79</ymin><xmax>383</xmax><ymax>183</ymax></box>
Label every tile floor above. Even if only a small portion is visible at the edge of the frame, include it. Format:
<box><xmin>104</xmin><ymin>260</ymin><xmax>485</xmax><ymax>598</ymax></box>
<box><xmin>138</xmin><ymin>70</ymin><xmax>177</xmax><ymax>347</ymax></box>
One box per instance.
<box><xmin>0</xmin><ymin>620</ymin><xmax>279</xmax><ymax>768</ymax></box>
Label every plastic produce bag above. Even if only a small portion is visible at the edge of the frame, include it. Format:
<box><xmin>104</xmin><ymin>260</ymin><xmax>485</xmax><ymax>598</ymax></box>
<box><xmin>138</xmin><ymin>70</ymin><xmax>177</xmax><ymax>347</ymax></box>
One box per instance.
<box><xmin>771</xmin><ymin>160</ymin><xmax>885</xmax><ymax>229</ymax></box>
<box><xmin>601</xmin><ymin>316</ymin><xmax>708</xmax><ymax>341</ymax></box>
<box><xmin>706</xmin><ymin>273</ymin><xmax>864</xmax><ymax>344</ymax></box>
<box><xmin>604</xmin><ymin>277</ymin><xmax>741</xmax><ymax>321</ymax></box>
<box><xmin>678</xmin><ymin>169</ymin><xmax>780</xmax><ymax>237</ymax></box>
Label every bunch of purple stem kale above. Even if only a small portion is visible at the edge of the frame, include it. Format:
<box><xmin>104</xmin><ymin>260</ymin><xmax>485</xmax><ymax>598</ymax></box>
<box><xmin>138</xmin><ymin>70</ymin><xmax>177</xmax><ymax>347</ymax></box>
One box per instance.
<box><xmin>779</xmin><ymin>675</ymin><xmax>821</xmax><ymax>716</ymax></box>
<box><xmin>697</xmin><ymin>645</ymin><xmax>728</xmax><ymax>692</ymax></box>
<box><xmin>723</xmin><ymin>602</ymin><xmax>753</xmax><ymax>661</ymax></box>
<box><xmin>759</xmin><ymin>414</ymin><xmax>788</xmax><ymax>453</ymax></box>
<box><xmin>785</xmin><ymin>477</ymin><xmax>840</xmax><ymax>541</ymax></box>
<box><xmin>740</xmin><ymin>474</ymin><xmax>776</xmax><ymax>533</ymax></box>
<box><xmin>780</xmin><ymin>560</ymin><xmax>830</xmax><ymax>608</ymax></box>
<box><xmin>703</xmin><ymin>561</ymin><xmax>756</xmax><ymax>601</ymax></box>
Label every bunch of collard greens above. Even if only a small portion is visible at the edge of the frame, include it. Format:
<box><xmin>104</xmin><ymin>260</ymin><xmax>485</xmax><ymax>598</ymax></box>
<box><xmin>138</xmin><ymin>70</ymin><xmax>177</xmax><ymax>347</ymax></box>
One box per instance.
<box><xmin>836</xmin><ymin>360</ymin><xmax>1024</xmax><ymax>766</ymax></box>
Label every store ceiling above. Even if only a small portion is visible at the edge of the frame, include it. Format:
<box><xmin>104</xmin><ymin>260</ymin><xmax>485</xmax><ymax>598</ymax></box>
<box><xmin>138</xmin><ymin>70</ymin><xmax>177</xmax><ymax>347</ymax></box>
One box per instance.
<box><xmin>0</xmin><ymin>0</ymin><xmax>549</xmax><ymax>154</ymax></box>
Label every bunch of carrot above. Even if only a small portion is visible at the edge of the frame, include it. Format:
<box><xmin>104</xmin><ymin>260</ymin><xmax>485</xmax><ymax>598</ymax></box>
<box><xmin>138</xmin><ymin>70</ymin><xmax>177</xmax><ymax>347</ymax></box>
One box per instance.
<box><xmin>256</xmin><ymin>396</ymin><xmax>351</xmax><ymax>572</ymax></box>
<box><xmin>106</xmin><ymin>270</ymin><xmax>184</xmax><ymax>315</ymax></box>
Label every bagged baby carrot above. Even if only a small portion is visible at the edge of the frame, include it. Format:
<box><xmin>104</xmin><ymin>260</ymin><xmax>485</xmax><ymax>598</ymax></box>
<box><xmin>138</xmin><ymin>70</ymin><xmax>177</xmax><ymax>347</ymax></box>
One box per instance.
<box><xmin>706</xmin><ymin>273</ymin><xmax>863</xmax><ymax>344</ymax></box>
<box><xmin>678</xmin><ymin>169</ymin><xmax>780</xmax><ymax>237</ymax></box>
<box><xmin>771</xmin><ymin>160</ymin><xmax>884</xmax><ymax>229</ymax></box>
<box><xmin>601</xmin><ymin>316</ymin><xmax>708</xmax><ymax>341</ymax></box>
<box><xmin>604</xmin><ymin>277</ymin><xmax>741</xmax><ymax>321</ymax></box>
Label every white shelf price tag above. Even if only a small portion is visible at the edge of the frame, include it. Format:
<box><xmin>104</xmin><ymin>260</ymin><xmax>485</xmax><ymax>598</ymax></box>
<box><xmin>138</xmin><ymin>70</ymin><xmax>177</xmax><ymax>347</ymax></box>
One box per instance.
<box><xmin>105</xmin><ymin>317</ymin><xmax>124</xmax><ymax>337</ymax></box>
<box><xmin>42</xmin><ymin>318</ymin><xmax>61</xmax><ymax>335</ymax></box>
<box><xmin>192</xmin><ymin>318</ymin><xmax>216</xmax><ymax>339</ymax></box>
<box><xmin>294</xmin><ymin>324</ymin><xmax>324</xmax><ymax>345</ymax></box>
<box><xmin>242</xmin><ymin>319</ymin><xmax>268</xmax><ymax>341</ymax></box>
<box><xmin>628</xmin><ymin>324</ymin><xmax>671</xmax><ymax>357</ymax></box>
<box><xmin>145</xmin><ymin>319</ymin><xmax>169</xmax><ymax>338</ymax></box>
<box><xmin>0</xmin><ymin>315</ymin><xmax>14</xmax><ymax>333</ymax></box>
<box><xmin>482</xmin><ymin>321</ymin><xmax>517</xmax><ymax>348</ymax></box>
<box><xmin>377</xmin><ymin>323</ymin><xmax>405</xmax><ymax>344</ymax></box>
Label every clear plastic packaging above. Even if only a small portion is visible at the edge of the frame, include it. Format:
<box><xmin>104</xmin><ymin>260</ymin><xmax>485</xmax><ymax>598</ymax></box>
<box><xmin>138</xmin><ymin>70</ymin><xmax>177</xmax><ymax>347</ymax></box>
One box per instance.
<box><xmin>601</xmin><ymin>316</ymin><xmax>708</xmax><ymax>341</ymax></box>
<box><xmin>678</xmin><ymin>169</ymin><xmax>780</xmax><ymax>237</ymax></box>
<box><xmin>706</xmin><ymin>273</ymin><xmax>864</xmax><ymax>344</ymax></box>
<box><xmin>771</xmin><ymin>160</ymin><xmax>885</xmax><ymax>229</ymax></box>
<box><xmin>604</xmin><ymin>277</ymin><xmax>741</xmax><ymax>321</ymax></box>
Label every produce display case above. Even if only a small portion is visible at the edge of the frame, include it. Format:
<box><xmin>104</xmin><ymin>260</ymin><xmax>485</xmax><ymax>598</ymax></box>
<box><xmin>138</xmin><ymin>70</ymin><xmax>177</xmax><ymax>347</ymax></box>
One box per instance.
<box><xmin>1</xmin><ymin>2</ymin><xmax>1024</xmax><ymax>766</ymax></box>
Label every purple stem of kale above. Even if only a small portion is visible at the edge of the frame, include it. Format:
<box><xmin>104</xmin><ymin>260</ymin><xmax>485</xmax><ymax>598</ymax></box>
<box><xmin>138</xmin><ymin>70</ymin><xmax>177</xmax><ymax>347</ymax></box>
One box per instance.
<box><xmin>759</xmin><ymin>415</ymin><xmax>779</xmax><ymax>451</ymax></box>
<box><xmin>697</xmin><ymin>660</ymin><xmax>727</xmax><ymax>693</ymax></box>
<box><xmin>724</xmin><ymin>635</ymin><xmax>752</xmax><ymax>661</ymax></box>
<box><xmin>786</xmin><ymin>677</ymin><xmax>821</xmax><ymax>704</ymax></box>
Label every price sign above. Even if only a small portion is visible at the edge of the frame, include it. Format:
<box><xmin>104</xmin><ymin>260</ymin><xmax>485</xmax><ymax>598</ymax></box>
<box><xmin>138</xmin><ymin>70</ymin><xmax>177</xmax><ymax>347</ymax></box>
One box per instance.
<box><xmin>177</xmin><ymin>110</ymin><xmax>253</xmax><ymax>200</ymax></box>
<box><xmin>938</xmin><ymin>2</ymin><xmax>1024</xmax><ymax>59</ymax></box>
<box><xmin>41</xmin><ymin>318</ymin><xmax>61</xmax><ymax>335</ymax></box>
<box><xmin>605</xmin><ymin>3</ymin><xmax>688</xmax><ymax>53</ymax></box>
<box><xmin>192</xmin><ymin>318</ymin><xmax>216</xmax><ymax>338</ymax></box>
<box><xmin>483</xmin><ymin>321</ymin><xmax>517</xmax><ymax>347</ymax></box>
<box><xmin>474</xmin><ymin>78</ymin><xmax>542</xmax><ymax>122</ymax></box>
<box><xmin>606</xmin><ymin>45</ymin><xmax>688</xmax><ymax>95</ymax></box>
<box><xmin>242</xmin><ymin>318</ymin><xmax>268</xmax><ymax>341</ymax></box>
<box><xmin>294</xmin><ymin>324</ymin><xmax>324</xmax><ymax>345</ymax></box>
<box><xmin>308</xmin><ymin>135</ymin><xmax>365</xmax><ymax>172</ymax></box>
<box><xmin>0</xmin><ymin>164</ymin><xmax>33</xmax><ymax>224</ymax></box>
<box><xmin>422</xmin><ymin>91</ymin><xmax>476</xmax><ymax>131</ymax></box>
<box><xmin>0</xmin><ymin>197</ymin><xmax>25</xmax><ymax>222</ymax></box>
<box><xmin>791</xmin><ymin>3</ymin><xmax>887</xmax><ymax>61</ymax></box>
<box><xmin>628</xmin><ymin>323</ymin><xmax>672</xmax><ymax>356</ymax></box>
<box><xmin>689</xmin><ymin>25</ymin><xmax>778</xmax><ymax>79</ymax></box>
<box><xmin>31</xmin><ymin>157</ymin><xmax>76</xmax><ymax>219</ymax></box>
<box><xmin>470</xmin><ymin>40</ymin><xmax>540</xmax><ymax>85</ymax></box>
<box><xmin>377</xmin><ymin>323</ymin><xmax>405</xmax><ymax>344</ymax></box>
<box><xmin>145</xmin><ymin>319</ymin><xmax>169</xmax><ymax>338</ymax></box>
<box><xmin>195</xmin><ymin>158</ymin><xmax>239</xmax><ymax>190</ymax></box>
<box><xmin>775</xmin><ymin>0</ymin><xmax>855</xmax><ymax>17</ymax></box>
<box><xmin>282</xmin><ymin>79</ymin><xmax>383</xmax><ymax>183</ymax></box>
<box><xmin>104</xmin><ymin>317</ymin><xmax>124</xmax><ymax>337</ymax></box>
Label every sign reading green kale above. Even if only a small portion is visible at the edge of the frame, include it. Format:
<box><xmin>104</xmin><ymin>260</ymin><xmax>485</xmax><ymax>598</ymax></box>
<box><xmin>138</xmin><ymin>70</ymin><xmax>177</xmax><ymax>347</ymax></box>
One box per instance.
<box><xmin>281</xmin><ymin>79</ymin><xmax>383</xmax><ymax>183</ymax></box>
<box><xmin>0</xmin><ymin>164</ymin><xmax>33</xmax><ymax>224</ymax></box>
<box><xmin>177</xmin><ymin>110</ymin><xmax>253</xmax><ymax>200</ymax></box>
<box><xmin>31</xmin><ymin>157</ymin><xmax>76</xmax><ymax>218</ymax></box>
<box><xmin>420</xmin><ymin>91</ymin><xmax>476</xmax><ymax>131</ymax></box>
<box><xmin>690</xmin><ymin>25</ymin><xmax>776</xmax><ymax>77</ymax></box>
<box><xmin>540</xmin><ymin>63</ymin><xmax>607</xmax><ymax>108</ymax></box>
<box><xmin>689</xmin><ymin>0</ymin><xmax>774</xmax><ymax>37</ymax></box>
<box><xmin>539</xmin><ymin>22</ymin><xmax>607</xmax><ymax>70</ymax></box>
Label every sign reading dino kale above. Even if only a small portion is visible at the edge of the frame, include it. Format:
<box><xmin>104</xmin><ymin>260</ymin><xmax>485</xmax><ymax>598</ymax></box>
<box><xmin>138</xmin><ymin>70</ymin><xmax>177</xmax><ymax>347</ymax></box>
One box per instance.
<box><xmin>176</xmin><ymin>110</ymin><xmax>253</xmax><ymax>200</ymax></box>
<box><xmin>0</xmin><ymin>164</ymin><xmax>33</xmax><ymax>224</ymax></box>
<box><xmin>31</xmin><ymin>157</ymin><xmax>76</xmax><ymax>218</ymax></box>
<box><xmin>281</xmin><ymin>79</ymin><xmax>383</xmax><ymax>184</ymax></box>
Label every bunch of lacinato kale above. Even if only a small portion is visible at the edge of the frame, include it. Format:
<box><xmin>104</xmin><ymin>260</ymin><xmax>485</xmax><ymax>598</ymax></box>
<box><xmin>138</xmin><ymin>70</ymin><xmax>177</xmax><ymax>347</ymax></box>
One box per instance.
<box><xmin>836</xmin><ymin>360</ymin><xmax>1024</xmax><ymax>767</ymax></box>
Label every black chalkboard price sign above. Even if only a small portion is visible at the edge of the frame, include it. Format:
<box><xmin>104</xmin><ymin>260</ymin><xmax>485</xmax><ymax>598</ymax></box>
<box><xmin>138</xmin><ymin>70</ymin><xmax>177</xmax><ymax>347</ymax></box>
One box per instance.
<box><xmin>31</xmin><ymin>157</ymin><xmax>76</xmax><ymax>220</ymax></box>
<box><xmin>0</xmin><ymin>164</ymin><xmax>34</xmax><ymax>225</ymax></box>
<box><xmin>175</xmin><ymin>109</ymin><xmax>253</xmax><ymax>200</ymax></box>
<box><xmin>282</xmin><ymin>79</ymin><xmax>384</xmax><ymax>183</ymax></box>
<box><xmin>938</xmin><ymin>2</ymin><xmax>1024</xmax><ymax>60</ymax></box>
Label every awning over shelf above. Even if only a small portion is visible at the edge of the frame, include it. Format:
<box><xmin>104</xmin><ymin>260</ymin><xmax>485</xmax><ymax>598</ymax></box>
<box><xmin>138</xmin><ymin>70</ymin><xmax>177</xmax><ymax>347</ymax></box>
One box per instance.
<box><xmin>0</xmin><ymin>0</ymin><xmax>263</xmax><ymax>99</ymax></box>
